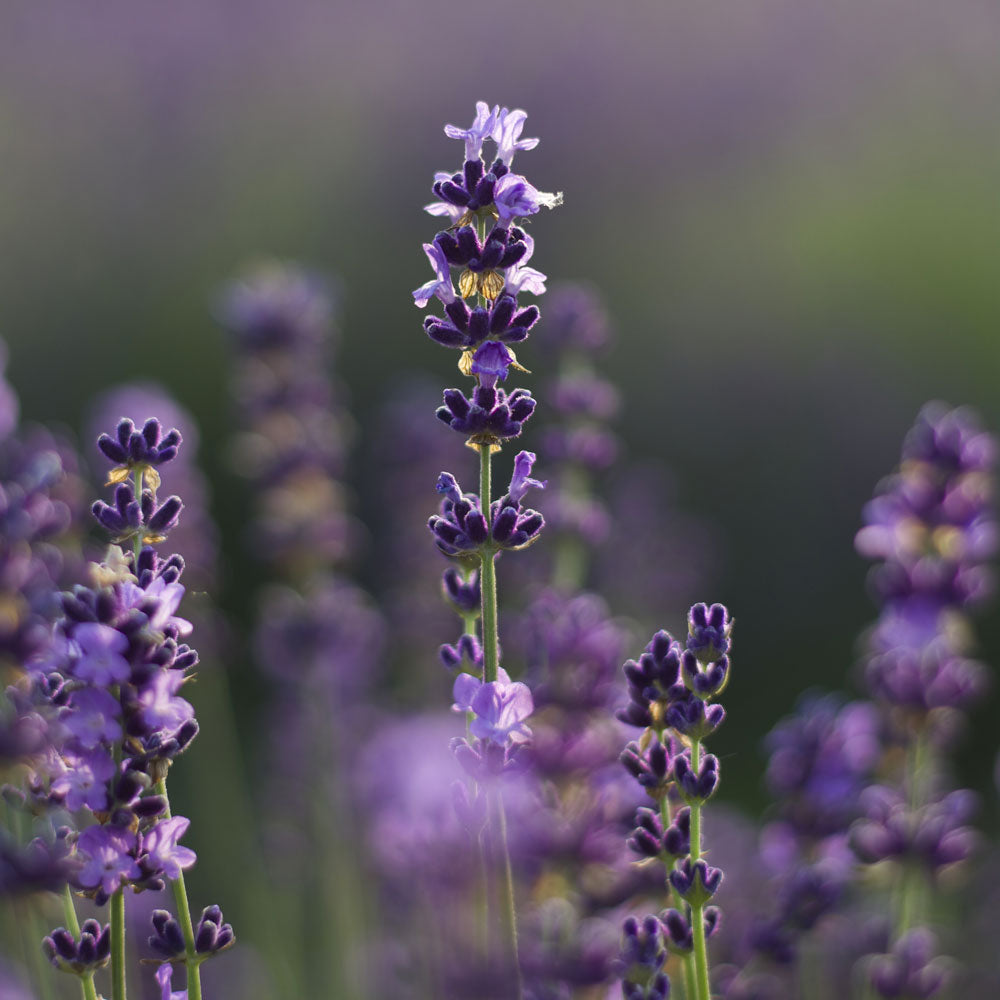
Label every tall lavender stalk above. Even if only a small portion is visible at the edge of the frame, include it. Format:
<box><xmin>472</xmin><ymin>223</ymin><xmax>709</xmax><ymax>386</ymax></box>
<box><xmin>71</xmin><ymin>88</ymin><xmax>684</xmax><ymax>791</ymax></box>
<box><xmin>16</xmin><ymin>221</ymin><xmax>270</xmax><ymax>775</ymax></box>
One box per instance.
<box><xmin>23</xmin><ymin>417</ymin><xmax>232</xmax><ymax>1000</ymax></box>
<box><xmin>850</xmin><ymin>403</ymin><xmax>995</xmax><ymax>996</ymax></box>
<box><xmin>617</xmin><ymin>604</ymin><xmax>733</xmax><ymax>1000</ymax></box>
<box><xmin>416</xmin><ymin>101</ymin><xmax>560</xmax><ymax>993</ymax></box>
<box><xmin>220</xmin><ymin>262</ymin><xmax>382</xmax><ymax>999</ymax></box>
<box><xmin>0</xmin><ymin>339</ymin><xmax>83</xmax><ymax>1000</ymax></box>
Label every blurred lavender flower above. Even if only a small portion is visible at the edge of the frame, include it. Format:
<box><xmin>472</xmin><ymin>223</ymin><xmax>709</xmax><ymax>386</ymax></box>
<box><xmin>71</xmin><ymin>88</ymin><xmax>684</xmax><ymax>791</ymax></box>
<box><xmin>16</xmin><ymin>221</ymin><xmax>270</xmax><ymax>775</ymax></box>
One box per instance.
<box><xmin>219</xmin><ymin>261</ymin><xmax>358</xmax><ymax>572</ymax></box>
<box><xmin>850</xmin><ymin>403</ymin><xmax>996</xmax><ymax>995</ymax></box>
<box><xmin>221</xmin><ymin>260</ymin><xmax>383</xmax><ymax>999</ymax></box>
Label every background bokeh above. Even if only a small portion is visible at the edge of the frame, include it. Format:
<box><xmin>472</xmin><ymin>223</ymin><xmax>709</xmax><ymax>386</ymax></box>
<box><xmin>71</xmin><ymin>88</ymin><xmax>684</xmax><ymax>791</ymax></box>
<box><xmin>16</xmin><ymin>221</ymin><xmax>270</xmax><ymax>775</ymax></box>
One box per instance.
<box><xmin>2</xmin><ymin>0</ymin><xmax>999</xmax><ymax>983</ymax></box>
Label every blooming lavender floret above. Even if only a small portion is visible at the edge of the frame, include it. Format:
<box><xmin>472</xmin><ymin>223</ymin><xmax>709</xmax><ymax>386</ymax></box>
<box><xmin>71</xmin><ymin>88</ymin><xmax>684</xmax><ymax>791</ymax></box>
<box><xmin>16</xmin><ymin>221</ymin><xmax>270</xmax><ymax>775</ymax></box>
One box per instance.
<box><xmin>155</xmin><ymin>963</ymin><xmax>188</xmax><ymax>1000</ymax></box>
<box><xmin>97</xmin><ymin>418</ymin><xmax>182</xmax><ymax>485</ymax></box>
<box><xmin>75</xmin><ymin>825</ymin><xmax>140</xmax><ymax>901</ymax></box>
<box><xmin>429</xmin><ymin>464</ymin><xmax>545</xmax><ymax>556</ymax></box>
<box><xmin>436</xmin><ymin>383</ymin><xmax>537</xmax><ymax>443</ymax></box>
<box><xmin>467</xmin><ymin>677</ymin><xmax>534</xmax><ymax>746</ymax></box>
<box><xmin>140</xmin><ymin>816</ymin><xmax>196</xmax><ymax>881</ymax></box>
<box><xmin>42</xmin><ymin>919</ymin><xmax>111</xmax><ymax>974</ymax></box>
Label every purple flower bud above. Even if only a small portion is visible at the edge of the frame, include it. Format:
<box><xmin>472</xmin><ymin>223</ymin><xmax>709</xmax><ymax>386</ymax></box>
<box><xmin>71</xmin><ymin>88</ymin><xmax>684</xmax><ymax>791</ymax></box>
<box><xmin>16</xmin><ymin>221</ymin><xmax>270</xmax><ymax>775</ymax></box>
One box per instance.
<box><xmin>672</xmin><ymin>751</ymin><xmax>719</xmax><ymax>804</ymax></box>
<box><xmin>686</xmin><ymin>602</ymin><xmax>732</xmax><ymax>663</ymax></box>
<box><xmin>868</xmin><ymin>928</ymin><xmax>948</xmax><ymax>999</ymax></box>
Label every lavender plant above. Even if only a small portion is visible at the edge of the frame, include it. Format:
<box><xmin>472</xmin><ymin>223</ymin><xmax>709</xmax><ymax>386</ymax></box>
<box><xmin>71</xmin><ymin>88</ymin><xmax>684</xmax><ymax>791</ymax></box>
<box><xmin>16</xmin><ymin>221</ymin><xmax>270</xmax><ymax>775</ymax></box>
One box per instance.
<box><xmin>220</xmin><ymin>262</ymin><xmax>383</xmax><ymax>999</ymax></box>
<box><xmin>617</xmin><ymin>603</ymin><xmax>733</xmax><ymax>1000</ymax></box>
<box><xmin>851</xmin><ymin>402</ymin><xmax>996</xmax><ymax>996</ymax></box>
<box><xmin>414</xmin><ymin>101</ymin><xmax>561</xmax><ymax>995</ymax></box>
<box><xmin>25</xmin><ymin>416</ymin><xmax>231</xmax><ymax>1000</ymax></box>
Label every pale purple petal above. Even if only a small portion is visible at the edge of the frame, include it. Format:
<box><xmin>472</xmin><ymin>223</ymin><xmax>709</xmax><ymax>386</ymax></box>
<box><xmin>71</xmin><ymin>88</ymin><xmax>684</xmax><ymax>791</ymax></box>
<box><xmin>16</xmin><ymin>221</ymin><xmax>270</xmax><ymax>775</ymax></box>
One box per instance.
<box><xmin>508</xmin><ymin>451</ymin><xmax>547</xmax><ymax>503</ymax></box>
<box><xmin>72</xmin><ymin>623</ymin><xmax>130</xmax><ymax>686</ymax></box>
<box><xmin>444</xmin><ymin>101</ymin><xmax>499</xmax><ymax>160</ymax></box>
<box><xmin>492</xmin><ymin>107</ymin><xmax>539</xmax><ymax>165</ymax></box>
<box><xmin>412</xmin><ymin>243</ymin><xmax>457</xmax><ymax>308</ymax></box>
<box><xmin>452</xmin><ymin>673</ymin><xmax>482</xmax><ymax>713</ymax></box>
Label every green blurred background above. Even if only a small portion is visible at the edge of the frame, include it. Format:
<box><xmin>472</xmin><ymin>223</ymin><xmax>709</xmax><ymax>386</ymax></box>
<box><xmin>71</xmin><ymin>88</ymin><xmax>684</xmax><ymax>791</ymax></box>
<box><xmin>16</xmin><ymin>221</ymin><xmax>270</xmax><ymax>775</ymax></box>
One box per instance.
<box><xmin>2</xmin><ymin>0</ymin><xmax>999</xmax><ymax>960</ymax></box>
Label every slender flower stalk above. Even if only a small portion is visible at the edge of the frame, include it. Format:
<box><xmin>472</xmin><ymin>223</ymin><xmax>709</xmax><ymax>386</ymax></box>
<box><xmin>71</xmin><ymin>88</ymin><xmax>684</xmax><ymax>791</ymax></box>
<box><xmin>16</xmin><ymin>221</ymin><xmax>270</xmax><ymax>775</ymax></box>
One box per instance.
<box><xmin>219</xmin><ymin>262</ymin><xmax>383</xmax><ymax>999</ymax></box>
<box><xmin>618</xmin><ymin>604</ymin><xmax>732</xmax><ymax>1000</ymax></box>
<box><xmin>850</xmin><ymin>402</ymin><xmax>995</xmax><ymax>996</ymax></box>
<box><xmin>417</xmin><ymin>101</ymin><xmax>560</xmax><ymax>993</ymax></box>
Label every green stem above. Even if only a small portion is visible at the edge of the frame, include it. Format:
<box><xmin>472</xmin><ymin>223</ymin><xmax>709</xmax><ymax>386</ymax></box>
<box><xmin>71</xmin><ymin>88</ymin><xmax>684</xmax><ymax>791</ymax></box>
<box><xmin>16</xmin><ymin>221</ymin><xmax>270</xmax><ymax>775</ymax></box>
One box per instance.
<box><xmin>493</xmin><ymin>792</ymin><xmax>523</xmax><ymax>1000</ymax></box>
<box><xmin>478</xmin><ymin>444</ymin><xmax>499</xmax><ymax>684</ymax></box>
<box><xmin>688</xmin><ymin>738</ymin><xmax>711</xmax><ymax>1000</ymax></box>
<box><xmin>895</xmin><ymin>734</ymin><xmax>931</xmax><ymax>935</ymax></box>
<box><xmin>658</xmin><ymin>795</ymin><xmax>697</xmax><ymax>1000</ymax></box>
<box><xmin>19</xmin><ymin>900</ymin><xmax>55</xmax><ymax>1000</ymax></box>
<box><xmin>111</xmin><ymin>887</ymin><xmax>126</xmax><ymax>1000</ymax></box>
<box><xmin>476</xmin><ymin>442</ymin><xmax>522</xmax><ymax>994</ymax></box>
<box><xmin>154</xmin><ymin>778</ymin><xmax>203</xmax><ymax>1000</ymax></box>
<box><xmin>61</xmin><ymin>884</ymin><xmax>82</xmax><ymax>936</ymax></box>
<box><xmin>62</xmin><ymin>887</ymin><xmax>100</xmax><ymax>1000</ymax></box>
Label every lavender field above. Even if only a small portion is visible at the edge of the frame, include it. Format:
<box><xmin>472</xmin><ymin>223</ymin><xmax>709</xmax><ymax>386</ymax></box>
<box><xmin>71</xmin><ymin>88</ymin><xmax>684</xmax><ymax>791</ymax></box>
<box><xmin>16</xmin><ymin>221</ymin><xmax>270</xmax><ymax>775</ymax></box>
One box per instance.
<box><xmin>2</xmin><ymin>3</ymin><xmax>1000</xmax><ymax>998</ymax></box>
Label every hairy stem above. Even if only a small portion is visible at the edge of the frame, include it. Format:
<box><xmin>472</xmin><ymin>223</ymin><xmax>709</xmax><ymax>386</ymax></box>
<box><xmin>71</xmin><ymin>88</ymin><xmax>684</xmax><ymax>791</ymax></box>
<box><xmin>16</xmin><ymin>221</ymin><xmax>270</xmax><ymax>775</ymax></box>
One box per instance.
<box><xmin>478</xmin><ymin>444</ymin><xmax>499</xmax><ymax>683</ymax></box>
<box><xmin>688</xmin><ymin>738</ymin><xmax>711</xmax><ymax>1000</ymax></box>
<box><xmin>111</xmin><ymin>887</ymin><xmax>126</xmax><ymax>1000</ymax></box>
<box><xmin>476</xmin><ymin>442</ymin><xmax>521</xmax><ymax>994</ymax></box>
<box><xmin>658</xmin><ymin>794</ymin><xmax>698</xmax><ymax>1000</ymax></box>
<box><xmin>154</xmin><ymin>777</ymin><xmax>203</xmax><ymax>1000</ymax></box>
<box><xmin>493</xmin><ymin>791</ymin><xmax>524</xmax><ymax>1000</ymax></box>
<box><xmin>895</xmin><ymin>734</ymin><xmax>931</xmax><ymax>935</ymax></box>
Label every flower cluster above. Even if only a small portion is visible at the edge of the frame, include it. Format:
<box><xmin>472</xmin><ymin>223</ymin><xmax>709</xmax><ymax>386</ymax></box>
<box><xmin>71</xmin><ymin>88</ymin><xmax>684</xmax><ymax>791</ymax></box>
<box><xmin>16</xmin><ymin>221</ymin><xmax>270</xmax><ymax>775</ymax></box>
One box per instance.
<box><xmin>428</xmin><ymin>453</ymin><xmax>545</xmax><ymax>557</ymax></box>
<box><xmin>617</xmin><ymin>604</ymin><xmax>733</xmax><ymax>999</ymax></box>
<box><xmin>90</xmin><ymin>385</ymin><xmax>219</xmax><ymax>590</ymax></box>
<box><xmin>415</xmin><ymin>104</ymin><xmax>559</xmax><ymax>452</ymax></box>
<box><xmin>735</xmin><ymin>696</ymin><xmax>880</xmax><ymax>980</ymax></box>
<box><xmin>221</xmin><ymin>260</ymin><xmax>385</xmax><ymax>999</ymax></box>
